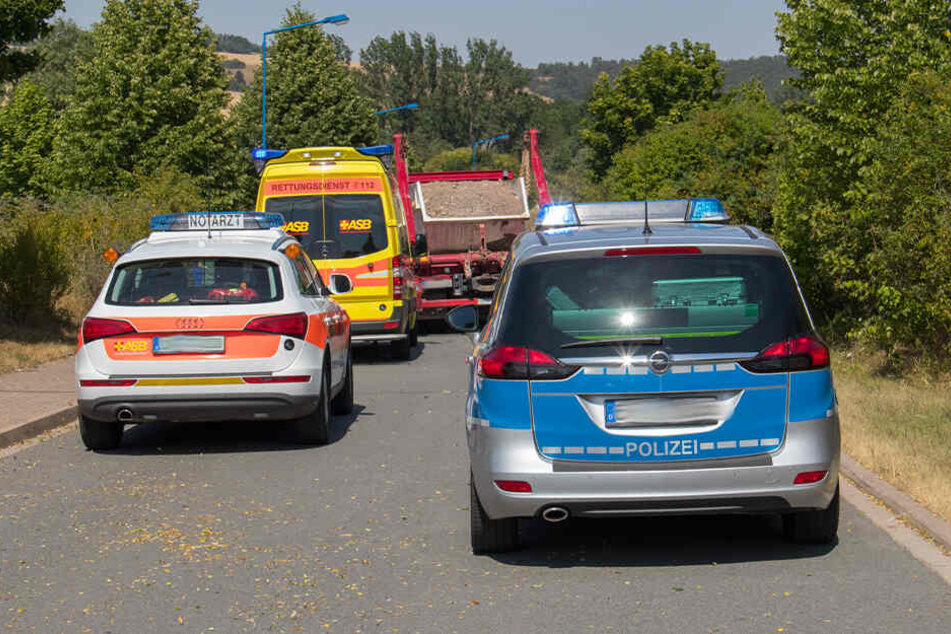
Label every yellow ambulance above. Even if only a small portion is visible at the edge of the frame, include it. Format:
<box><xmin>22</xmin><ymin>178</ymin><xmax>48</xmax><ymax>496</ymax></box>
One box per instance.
<box><xmin>254</xmin><ymin>145</ymin><xmax>419</xmax><ymax>359</ymax></box>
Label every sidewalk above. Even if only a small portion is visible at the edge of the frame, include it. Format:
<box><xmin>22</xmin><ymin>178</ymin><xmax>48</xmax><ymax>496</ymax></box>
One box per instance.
<box><xmin>0</xmin><ymin>357</ymin><xmax>76</xmax><ymax>448</ymax></box>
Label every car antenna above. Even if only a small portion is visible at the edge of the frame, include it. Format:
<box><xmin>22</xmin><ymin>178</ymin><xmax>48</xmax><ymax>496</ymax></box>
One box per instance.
<box><xmin>642</xmin><ymin>182</ymin><xmax>652</xmax><ymax>236</ymax></box>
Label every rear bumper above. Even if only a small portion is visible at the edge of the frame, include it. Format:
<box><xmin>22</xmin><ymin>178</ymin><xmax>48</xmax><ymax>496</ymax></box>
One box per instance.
<box><xmin>351</xmin><ymin>303</ymin><xmax>409</xmax><ymax>342</ymax></box>
<box><xmin>469</xmin><ymin>415</ymin><xmax>840</xmax><ymax>520</ymax></box>
<box><xmin>79</xmin><ymin>392</ymin><xmax>318</xmax><ymax>424</ymax></box>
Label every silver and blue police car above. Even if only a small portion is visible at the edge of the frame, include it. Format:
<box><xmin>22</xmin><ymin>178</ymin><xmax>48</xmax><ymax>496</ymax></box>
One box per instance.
<box><xmin>448</xmin><ymin>199</ymin><xmax>839</xmax><ymax>553</ymax></box>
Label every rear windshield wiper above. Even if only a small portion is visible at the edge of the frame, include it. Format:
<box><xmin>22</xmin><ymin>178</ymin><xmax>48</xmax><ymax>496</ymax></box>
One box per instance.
<box><xmin>561</xmin><ymin>337</ymin><xmax>663</xmax><ymax>349</ymax></box>
<box><xmin>188</xmin><ymin>298</ymin><xmax>254</xmax><ymax>305</ymax></box>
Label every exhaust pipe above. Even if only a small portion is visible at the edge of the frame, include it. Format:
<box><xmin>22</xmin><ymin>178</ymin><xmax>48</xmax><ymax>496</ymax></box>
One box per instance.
<box><xmin>541</xmin><ymin>507</ymin><xmax>569</xmax><ymax>523</ymax></box>
<box><xmin>116</xmin><ymin>408</ymin><xmax>134</xmax><ymax>423</ymax></box>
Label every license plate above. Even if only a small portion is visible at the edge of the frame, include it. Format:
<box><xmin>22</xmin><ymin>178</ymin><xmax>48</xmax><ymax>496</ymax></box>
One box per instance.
<box><xmin>153</xmin><ymin>335</ymin><xmax>225</xmax><ymax>355</ymax></box>
<box><xmin>186</xmin><ymin>213</ymin><xmax>244</xmax><ymax>230</ymax></box>
<box><xmin>605</xmin><ymin>393</ymin><xmax>737</xmax><ymax>428</ymax></box>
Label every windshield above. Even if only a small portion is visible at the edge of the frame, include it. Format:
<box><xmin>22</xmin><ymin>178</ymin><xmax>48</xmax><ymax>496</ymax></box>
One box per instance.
<box><xmin>106</xmin><ymin>258</ymin><xmax>283</xmax><ymax>305</ymax></box>
<box><xmin>495</xmin><ymin>253</ymin><xmax>810</xmax><ymax>356</ymax></box>
<box><xmin>265</xmin><ymin>194</ymin><xmax>389</xmax><ymax>260</ymax></box>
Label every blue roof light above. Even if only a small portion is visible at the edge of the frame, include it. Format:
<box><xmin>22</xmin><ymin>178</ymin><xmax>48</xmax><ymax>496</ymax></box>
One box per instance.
<box><xmin>149</xmin><ymin>212</ymin><xmax>286</xmax><ymax>232</ymax></box>
<box><xmin>535</xmin><ymin>203</ymin><xmax>580</xmax><ymax>228</ymax></box>
<box><xmin>356</xmin><ymin>144</ymin><xmax>394</xmax><ymax>157</ymax></box>
<box><xmin>688</xmin><ymin>198</ymin><xmax>729</xmax><ymax>222</ymax></box>
<box><xmin>252</xmin><ymin>148</ymin><xmax>288</xmax><ymax>175</ymax></box>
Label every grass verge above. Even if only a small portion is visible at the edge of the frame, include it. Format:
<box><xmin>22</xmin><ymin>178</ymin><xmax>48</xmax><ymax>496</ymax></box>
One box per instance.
<box><xmin>834</xmin><ymin>349</ymin><xmax>951</xmax><ymax>522</ymax></box>
<box><xmin>0</xmin><ymin>323</ymin><xmax>74</xmax><ymax>375</ymax></box>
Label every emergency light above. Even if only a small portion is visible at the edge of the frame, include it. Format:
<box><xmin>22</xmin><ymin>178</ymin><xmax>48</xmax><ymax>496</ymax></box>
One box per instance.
<box><xmin>149</xmin><ymin>212</ymin><xmax>286</xmax><ymax>232</ymax></box>
<box><xmin>534</xmin><ymin>198</ymin><xmax>729</xmax><ymax>229</ymax></box>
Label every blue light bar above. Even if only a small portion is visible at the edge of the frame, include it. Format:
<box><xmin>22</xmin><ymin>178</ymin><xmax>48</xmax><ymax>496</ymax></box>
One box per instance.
<box><xmin>688</xmin><ymin>198</ymin><xmax>729</xmax><ymax>222</ymax></box>
<box><xmin>150</xmin><ymin>212</ymin><xmax>286</xmax><ymax>232</ymax></box>
<box><xmin>356</xmin><ymin>144</ymin><xmax>394</xmax><ymax>157</ymax></box>
<box><xmin>535</xmin><ymin>203</ymin><xmax>580</xmax><ymax>228</ymax></box>
<box><xmin>252</xmin><ymin>148</ymin><xmax>288</xmax><ymax>175</ymax></box>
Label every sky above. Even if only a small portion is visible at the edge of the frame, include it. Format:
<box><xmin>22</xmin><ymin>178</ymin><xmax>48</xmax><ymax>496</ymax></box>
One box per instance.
<box><xmin>58</xmin><ymin>0</ymin><xmax>788</xmax><ymax>66</ymax></box>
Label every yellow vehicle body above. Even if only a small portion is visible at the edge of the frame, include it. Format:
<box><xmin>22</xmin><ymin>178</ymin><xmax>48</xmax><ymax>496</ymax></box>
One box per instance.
<box><xmin>255</xmin><ymin>147</ymin><xmax>418</xmax><ymax>354</ymax></box>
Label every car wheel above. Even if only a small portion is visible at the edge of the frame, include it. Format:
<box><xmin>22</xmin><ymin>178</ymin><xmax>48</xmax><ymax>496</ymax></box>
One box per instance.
<box><xmin>291</xmin><ymin>366</ymin><xmax>331</xmax><ymax>445</ymax></box>
<box><xmin>470</xmin><ymin>477</ymin><xmax>519</xmax><ymax>554</ymax></box>
<box><xmin>391</xmin><ymin>336</ymin><xmax>411</xmax><ymax>360</ymax></box>
<box><xmin>79</xmin><ymin>415</ymin><xmax>123</xmax><ymax>451</ymax></box>
<box><xmin>331</xmin><ymin>346</ymin><xmax>354</xmax><ymax>415</ymax></box>
<box><xmin>408</xmin><ymin>324</ymin><xmax>418</xmax><ymax>348</ymax></box>
<box><xmin>783</xmin><ymin>483</ymin><xmax>839</xmax><ymax>544</ymax></box>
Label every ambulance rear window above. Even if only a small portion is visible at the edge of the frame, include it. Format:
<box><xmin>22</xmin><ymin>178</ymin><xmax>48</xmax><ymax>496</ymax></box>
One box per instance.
<box><xmin>106</xmin><ymin>258</ymin><xmax>283</xmax><ymax>305</ymax></box>
<box><xmin>265</xmin><ymin>194</ymin><xmax>389</xmax><ymax>260</ymax></box>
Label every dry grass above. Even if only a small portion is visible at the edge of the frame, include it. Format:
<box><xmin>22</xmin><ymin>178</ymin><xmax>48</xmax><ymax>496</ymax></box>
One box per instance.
<box><xmin>834</xmin><ymin>349</ymin><xmax>951</xmax><ymax>522</ymax></box>
<box><xmin>0</xmin><ymin>335</ymin><xmax>73</xmax><ymax>375</ymax></box>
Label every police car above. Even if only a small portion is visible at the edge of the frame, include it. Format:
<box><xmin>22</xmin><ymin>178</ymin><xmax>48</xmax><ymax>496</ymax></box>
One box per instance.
<box><xmin>448</xmin><ymin>199</ymin><xmax>840</xmax><ymax>553</ymax></box>
<box><xmin>76</xmin><ymin>212</ymin><xmax>353</xmax><ymax>450</ymax></box>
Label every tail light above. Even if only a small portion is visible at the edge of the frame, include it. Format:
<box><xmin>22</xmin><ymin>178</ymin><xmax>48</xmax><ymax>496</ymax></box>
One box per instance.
<box><xmin>794</xmin><ymin>470</ymin><xmax>828</xmax><ymax>485</ymax></box>
<box><xmin>478</xmin><ymin>346</ymin><xmax>579</xmax><ymax>380</ymax></box>
<box><xmin>244</xmin><ymin>313</ymin><xmax>308</xmax><ymax>339</ymax></box>
<box><xmin>741</xmin><ymin>335</ymin><xmax>830</xmax><ymax>373</ymax></box>
<box><xmin>495</xmin><ymin>480</ymin><xmax>533</xmax><ymax>493</ymax></box>
<box><xmin>392</xmin><ymin>255</ymin><xmax>403</xmax><ymax>300</ymax></box>
<box><xmin>79</xmin><ymin>379</ymin><xmax>138</xmax><ymax>387</ymax></box>
<box><xmin>82</xmin><ymin>317</ymin><xmax>136</xmax><ymax>343</ymax></box>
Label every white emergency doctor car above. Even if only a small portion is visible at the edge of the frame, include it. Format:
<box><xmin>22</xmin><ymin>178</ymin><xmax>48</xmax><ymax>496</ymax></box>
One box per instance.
<box><xmin>76</xmin><ymin>212</ymin><xmax>353</xmax><ymax>450</ymax></box>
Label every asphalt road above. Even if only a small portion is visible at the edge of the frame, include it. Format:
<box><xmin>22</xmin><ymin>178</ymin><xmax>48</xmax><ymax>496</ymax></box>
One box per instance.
<box><xmin>1</xmin><ymin>333</ymin><xmax>948</xmax><ymax>633</ymax></box>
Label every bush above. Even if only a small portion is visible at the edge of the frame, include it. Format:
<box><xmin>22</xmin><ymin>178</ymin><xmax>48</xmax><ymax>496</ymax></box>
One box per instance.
<box><xmin>0</xmin><ymin>211</ymin><xmax>70</xmax><ymax>324</ymax></box>
<box><xmin>423</xmin><ymin>147</ymin><xmax>519</xmax><ymax>173</ymax></box>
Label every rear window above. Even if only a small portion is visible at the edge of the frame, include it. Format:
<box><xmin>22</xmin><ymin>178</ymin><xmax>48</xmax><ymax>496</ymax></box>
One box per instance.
<box><xmin>106</xmin><ymin>258</ymin><xmax>282</xmax><ymax>305</ymax></box>
<box><xmin>496</xmin><ymin>253</ymin><xmax>810</xmax><ymax>356</ymax></box>
<box><xmin>265</xmin><ymin>194</ymin><xmax>389</xmax><ymax>259</ymax></box>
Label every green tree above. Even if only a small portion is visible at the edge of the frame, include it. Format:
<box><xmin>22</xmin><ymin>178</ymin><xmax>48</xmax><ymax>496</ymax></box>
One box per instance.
<box><xmin>581</xmin><ymin>40</ymin><xmax>722</xmax><ymax>179</ymax></box>
<box><xmin>24</xmin><ymin>18</ymin><xmax>94</xmax><ymax>109</ymax></box>
<box><xmin>0</xmin><ymin>0</ymin><xmax>63</xmax><ymax>84</ymax></box>
<box><xmin>231</xmin><ymin>5</ymin><xmax>377</xmax><ymax>154</ymax></box>
<box><xmin>49</xmin><ymin>0</ymin><xmax>237</xmax><ymax>206</ymax></box>
<box><xmin>602</xmin><ymin>82</ymin><xmax>782</xmax><ymax>229</ymax></box>
<box><xmin>0</xmin><ymin>78</ymin><xmax>55</xmax><ymax>197</ymax></box>
<box><xmin>772</xmin><ymin>0</ymin><xmax>951</xmax><ymax>334</ymax></box>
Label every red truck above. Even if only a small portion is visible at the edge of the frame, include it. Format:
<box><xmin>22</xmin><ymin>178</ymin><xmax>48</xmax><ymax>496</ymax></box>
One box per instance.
<box><xmin>393</xmin><ymin>130</ymin><xmax>551</xmax><ymax>322</ymax></box>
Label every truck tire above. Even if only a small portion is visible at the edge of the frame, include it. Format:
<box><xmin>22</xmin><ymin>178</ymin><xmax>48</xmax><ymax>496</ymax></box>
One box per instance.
<box><xmin>470</xmin><ymin>477</ymin><xmax>519</xmax><ymax>554</ymax></box>
<box><xmin>331</xmin><ymin>347</ymin><xmax>354</xmax><ymax>415</ymax></box>
<box><xmin>79</xmin><ymin>415</ymin><xmax>123</xmax><ymax>451</ymax></box>
<box><xmin>408</xmin><ymin>324</ymin><xmax>418</xmax><ymax>348</ymax></box>
<box><xmin>391</xmin><ymin>336</ymin><xmax>411</xmax><ymax>361</ymax></box>
<box><xmin>290</xmin><ymin>367</ymin><xmax>331</xmax><ymax>445</ymax></box>
<box><xmin>783</xmin><ymin>484</ymin><xmax>839</xmax><ymax>544</ymax></box>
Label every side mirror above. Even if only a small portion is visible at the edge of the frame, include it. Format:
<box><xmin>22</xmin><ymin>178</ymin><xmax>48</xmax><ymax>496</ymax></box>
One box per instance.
<box><xmin>446</xmin><ymin>305</ymin><xmax>479</xmax><ymax>332</ymax></box>
<box><xmin>414</xmin><ymin>234</ymin><xmax>428</xmax><ymax>254</ymax></box>
<box><xmin>328</xmin><ymin>273</ymin><xmax>353</xmax><ymax>295</ymax></box>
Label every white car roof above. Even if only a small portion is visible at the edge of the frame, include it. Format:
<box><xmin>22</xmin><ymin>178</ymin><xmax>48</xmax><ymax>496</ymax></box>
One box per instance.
<box><xmin>117</xmin><ymin>229</ymin><xmax>292</xmax><ymax>264</ymax></box>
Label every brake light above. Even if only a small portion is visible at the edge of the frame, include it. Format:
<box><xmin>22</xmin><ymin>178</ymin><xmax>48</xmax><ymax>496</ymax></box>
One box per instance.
<box><xmin>243</xmin><ymin>375</ymin><xmax>310</xmax><ymax>384</ymax></box>
<box><xmin>79</xmin><ymin>379</ymin><xmax>138</xmax><ymax>387</ymax></box>
<box><xmin>477</xmin><ymin>346</ymin><xmax>579</xmax><ymax>380</ymax></box>
<box><xmin>244</xmin><ymin>313</ymin><xmax>308</xmax><ymax>339</ymax></box>
<box><xmin>794</xmin><ymin>470</ymin><xmax>828</xmax><ymax>485</ymax></box>
<box><xmin>740</xmin><ymin>335</ymin><xmax>830</xmax><ymax>373</ymax></box>
<box><xmin>392</xmin><ymin>255</ymin><xmax>403</xmax><ymax>300</ymax></box>
<box><xmin>604</xmin><ymin>247</ymin><xmax>701</xmax><ymax>257</ymax></box>
<box><xmin>82</xmin><ymin>317</ymin><xmax>136</xmax><ymax>343</ymax></box>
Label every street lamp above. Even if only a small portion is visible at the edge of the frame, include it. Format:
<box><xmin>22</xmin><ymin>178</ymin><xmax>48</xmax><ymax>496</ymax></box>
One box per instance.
<box><xmin>375</xmin><ymin>102</ymin><xmax>420</xmax><ymax>115</ymax></box>
<box><xmin>260</xmin><ymin>13</ymin><xmax>350</xmax><ymax>150</ymax></box>
<box><xmin>471</xmin><ymin>134</ymin><xmax>510</xmax><ymax>169</ymax></box>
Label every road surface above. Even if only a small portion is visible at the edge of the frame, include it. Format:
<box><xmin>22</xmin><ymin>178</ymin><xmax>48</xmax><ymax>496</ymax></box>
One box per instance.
<box><xmin>1</xmin><ymin>333</ymin><xmax>948</xmax><ymax>633</ymax></box>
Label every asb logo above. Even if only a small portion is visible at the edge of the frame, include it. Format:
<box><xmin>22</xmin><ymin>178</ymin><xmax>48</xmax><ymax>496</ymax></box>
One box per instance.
<box><xmin>113</xmin><ymin>340</ymin><xmax>148</xmax><ymax>354</ymax></box>
<box><xmin>282</xmin><ymin>221</ymin><xmax>310</xmax><ymax>234</ymax></box>
<box><xmin>338</xmin><ymin>218</ymin><xmax>372</xmax><ymax>233</ymax></box>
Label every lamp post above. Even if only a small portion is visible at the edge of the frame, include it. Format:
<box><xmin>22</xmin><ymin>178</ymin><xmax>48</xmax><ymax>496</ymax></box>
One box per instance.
<box><xmin>471</xmin><ymin>134</ymin><xmax>510</xmax><ymax>169</ymax></box>
<box><xmin>375</xmin><ymin>102</ymin><xmax>420</xmax><ymax>115</ymax></box>
<box><xmin>260</xmin><ymin>13</ymin><xmax>350</xmax><ymax>150</ymax></box>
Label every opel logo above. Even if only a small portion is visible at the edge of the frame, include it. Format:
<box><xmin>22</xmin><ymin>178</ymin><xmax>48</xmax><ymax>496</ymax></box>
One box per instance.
<box><xmin>648</xmin><ymin>350</ymin><xmax>671</xmax><ymax>375</ymax></box>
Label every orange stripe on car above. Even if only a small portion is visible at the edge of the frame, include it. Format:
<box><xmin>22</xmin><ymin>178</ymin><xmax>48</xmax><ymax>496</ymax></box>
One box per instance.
<box><xmin>104</xmin><ymin>333</ymin><xmax>281</xmax><ymax>361</ymax></box>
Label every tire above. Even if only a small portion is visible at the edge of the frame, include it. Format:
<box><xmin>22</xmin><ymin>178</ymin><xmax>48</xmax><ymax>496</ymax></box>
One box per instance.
<box><xmin>290</xmin><ymin>367</ymin><xmax>332</xmax><ymax>445</ymax></box>
<box><xmin>470</xmin><ymin>477</ymin><xmax>519</xmax><ymax>554</ymax></box>
<box><xmin>783</xmin><ymin>483</ymin><xmax>840</xmax><ymax>544</ymax></box>
<box><xmin>391</xmin><ymin>335</ymin><xmax>411</xmax><ymax>361</ymax></box>
<box><xmin>408</xmin><ymin>324</ymin><xmax>418</xmax><ymax>348</ymax></box>
<box><xmin>79</xmin><ymin>415</ymin><xmax>123</xmax><ymax>451</ymax></box>
<box><xmin>331</xmin><ymin>347</ymin><xmax>354</xmax><ymax>415</ymax></box>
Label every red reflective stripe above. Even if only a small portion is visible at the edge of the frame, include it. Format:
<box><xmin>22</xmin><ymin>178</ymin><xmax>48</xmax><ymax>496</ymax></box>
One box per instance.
<box><xmin>80</xmin><ymin>379</ymin><xmax>138</xmax><ymax>387</ymax></box>
<box><xmin>243</xmin><ymin>375</ymin><xmax>311</xmax><ymax>384</ymax></box>
<box><xmin>494</xmin><ymin>480</ymin><xmax>533</xmax><ymax>493</ymax></box>
<box><xmin>793</xmin><ymin>471</ymin><xmax>828</xmax><ymax>485</ymax></box>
